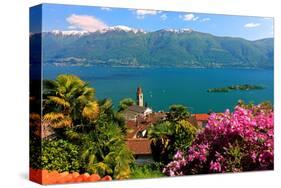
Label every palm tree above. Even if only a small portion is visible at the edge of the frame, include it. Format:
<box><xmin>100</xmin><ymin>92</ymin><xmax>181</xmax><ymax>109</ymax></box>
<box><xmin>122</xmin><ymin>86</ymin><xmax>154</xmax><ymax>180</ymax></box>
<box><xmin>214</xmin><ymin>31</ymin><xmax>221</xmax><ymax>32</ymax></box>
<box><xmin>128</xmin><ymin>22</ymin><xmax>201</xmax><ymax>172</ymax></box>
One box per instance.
<box><xmin>98</xmin><ymin>99</ymin><xmax>126</xmax><ymax>134</ymax></box>
<box><xmin>66</xmin><ymin>120</ymin><xmax>134</xmax><ymax>179</ymax></box>
<box><xmin>167</xmin><ymin>104</ymin><xmax>190</xmax><ymax>122</ymax></box>
<box><xmin>63</xmin><ymin>97</ymin><xmax>133</xmax><ymax>179</ymax></box>
<box><xmin>148</xmin><ymin>121</ymin><xmax>175</xmax><ymax>163</ymax></box>
<box><xmin>148</xmin><ymin>118</ymin><xmax>197</xmax><ymax>163</ymax></box>
<box><xmin>43</xmin><ymin>74</ymin><xmax>100</xmax><ymax>128</ymax></box>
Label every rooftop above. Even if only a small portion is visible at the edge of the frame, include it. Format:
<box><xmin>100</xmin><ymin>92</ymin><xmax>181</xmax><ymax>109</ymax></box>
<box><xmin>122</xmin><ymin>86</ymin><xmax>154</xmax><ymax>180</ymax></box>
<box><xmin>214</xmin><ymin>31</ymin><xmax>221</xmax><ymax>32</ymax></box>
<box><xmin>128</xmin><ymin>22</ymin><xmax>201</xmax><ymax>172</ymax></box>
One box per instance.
<box><xmin>193</xmin><ymin>113</ymin><xmax>210</xmax><ymax>121</ymax></box>
<box><xmin>125</xmin><ymin>105</ymin><xmax>149</xmax><ymax>114</ymax></box>
<box><xmin>126</xmin><ymin>138</ymin><xmax>152</xmax><ymax>155</ymax></box>
<box><xmin>126</xmin><ymin>112</ymin><xmax>167</xmax><ymax>138</ymax></box>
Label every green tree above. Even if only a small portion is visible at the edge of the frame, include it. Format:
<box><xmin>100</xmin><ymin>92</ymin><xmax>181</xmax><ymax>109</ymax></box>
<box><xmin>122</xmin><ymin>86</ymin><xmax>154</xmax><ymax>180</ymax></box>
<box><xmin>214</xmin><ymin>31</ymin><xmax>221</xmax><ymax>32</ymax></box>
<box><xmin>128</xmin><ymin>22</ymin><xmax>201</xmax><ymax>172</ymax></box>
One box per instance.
<box><xmin>118</xmin><ymin>98</ymin><xmax>135</xmax><ymax>112</ymax></box>
<box><xmin>99</xmin><ymin>99</ymin><xmax>126</xmax><ymax>134</ymax></box>
<box><xmin>66</xmin><ymin>118</ymin><xmax>134</xmax><ymax>179</ymax></box>
<box><xmin>64</xmin><ymin>98</ymin><xmax>133</xmax><ymax>179</ymax></box>
<box><xmin>36</xmin><ymin>75</ymin><xmax>134</xmax><ymax>180</ymax></box>
<box><xmin>174</xmin><ymin>120</ymin><xmax>198</xmax><ymax>152</ymax></box>
<box><xmin>148</xmin><ymin>104</ymin><xmax>197</xmax><ymax>164</ymax></box>
<box><xmin>167</xmin><ymin>104</ymin><xmax>190</xmax><ymax>122</ymax></box>
<box><xmin>43</xmin><ymin>74</ymin><xmax>100</xmax><ymax>128</ymax></box>
<box><xmin>148</xmin><ymin>121</ymin><xmax>174</xmax><ymax>163</ymax></box>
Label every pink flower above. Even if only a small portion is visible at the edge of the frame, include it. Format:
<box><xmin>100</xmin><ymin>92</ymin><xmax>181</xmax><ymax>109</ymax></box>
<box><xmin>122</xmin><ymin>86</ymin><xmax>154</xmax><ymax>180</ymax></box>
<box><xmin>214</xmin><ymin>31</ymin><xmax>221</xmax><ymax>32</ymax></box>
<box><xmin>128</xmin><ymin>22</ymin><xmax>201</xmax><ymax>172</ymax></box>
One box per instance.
<box><xmin>174</xmin><ymin>151</ymin><xmax>183</xmax><ymax>160</ymax></box>
<box><xmin>210</xmin><ymin>161</ymin><xmax>222</xmax><ymax>172</ymax></box>
<box><xmin>164</xmin><ymin>103</ymin><xmax>273</xmax><ymax>176</ymax></box>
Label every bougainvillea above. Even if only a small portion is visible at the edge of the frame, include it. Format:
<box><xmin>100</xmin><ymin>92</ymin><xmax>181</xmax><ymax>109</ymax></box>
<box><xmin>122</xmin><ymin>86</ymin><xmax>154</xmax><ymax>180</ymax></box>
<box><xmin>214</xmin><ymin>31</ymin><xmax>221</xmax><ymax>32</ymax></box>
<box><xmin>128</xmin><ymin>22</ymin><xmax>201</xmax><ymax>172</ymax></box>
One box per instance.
<box><xmin>163</xmin><ymin>103</ymin><xmax>273</xmax><ymax>176</ymax></box>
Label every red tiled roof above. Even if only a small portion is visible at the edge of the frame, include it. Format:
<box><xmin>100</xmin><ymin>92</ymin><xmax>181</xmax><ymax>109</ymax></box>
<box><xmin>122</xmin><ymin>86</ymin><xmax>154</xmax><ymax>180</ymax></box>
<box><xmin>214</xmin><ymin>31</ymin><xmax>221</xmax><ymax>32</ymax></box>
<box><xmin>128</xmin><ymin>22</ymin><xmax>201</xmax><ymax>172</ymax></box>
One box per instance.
<box><xmin>126</xmin><ymin>120</ymin><xmax>138</xmax><ymax>138</ymax></box>
<box><xmin>194</xmin><ymin>114</ymin><xmax>210</xmax><ymax>121</ymax></box>
<box><xmin>126</xmin><ymin>112</ymin><xmax>166</xmax><ymax>139</ymax></box>
<box><xmin>126</xmin><ymin>138</ymin><xmax>152</xmax><ymax>155</ymax></box>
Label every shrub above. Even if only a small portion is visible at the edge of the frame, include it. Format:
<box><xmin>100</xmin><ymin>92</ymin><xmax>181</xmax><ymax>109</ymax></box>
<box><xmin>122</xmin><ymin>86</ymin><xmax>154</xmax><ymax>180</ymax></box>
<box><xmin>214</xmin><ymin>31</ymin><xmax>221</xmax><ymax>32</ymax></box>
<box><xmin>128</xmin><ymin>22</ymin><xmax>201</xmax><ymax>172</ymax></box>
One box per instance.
<box><xmin>163</xmin><ymin>103</ymin><xmax>273</xmax><ymax>176</ymax></box>
<box><xmin>39</xmin><ymin>139</ymin><xmax>80</xmax><ymax>172</ymax></box>
<box><xmin>130</xmin><ymin>163</ymin><xmax>165</xmax><ymax>179</ymax></box>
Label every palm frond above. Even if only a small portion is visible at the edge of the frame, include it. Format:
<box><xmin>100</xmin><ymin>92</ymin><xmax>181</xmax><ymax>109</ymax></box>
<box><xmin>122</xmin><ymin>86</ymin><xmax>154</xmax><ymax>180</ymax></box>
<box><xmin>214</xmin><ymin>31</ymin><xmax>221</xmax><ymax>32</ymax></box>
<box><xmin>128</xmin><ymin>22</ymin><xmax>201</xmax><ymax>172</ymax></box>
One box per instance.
<box><xmin>43</xmin><ymin>112</ymin><xmax>72</xmax><ymax>128</ymax></box>
<box><xmin>90</xmin><ymin>162</ymin><xmax>113</xmax><ymax>176</ymax></box>
<box><xmin>82</xmin><ymin>101</ymin><xmax>100</xmax><ymax>120</ymax></box>
<box><xmin>47</xmin><ymin>96</ymin><xmax>70</xmax><ymax>108</ymax></box>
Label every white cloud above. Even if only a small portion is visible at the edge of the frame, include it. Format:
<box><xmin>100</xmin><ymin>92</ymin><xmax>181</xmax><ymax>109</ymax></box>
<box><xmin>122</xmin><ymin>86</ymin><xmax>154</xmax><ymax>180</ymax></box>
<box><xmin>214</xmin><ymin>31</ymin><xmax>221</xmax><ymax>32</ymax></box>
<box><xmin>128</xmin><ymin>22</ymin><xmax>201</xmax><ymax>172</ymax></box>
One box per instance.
<box><xmin>160</xmin><ymin>14</ymin><xmax>167</xmax><ymax>21</ymax></box>
<box><xmin>201</xmin><ymin>17</ymin><xmax>210</xmax><ymax>22</ymax></box>
<box><xmin>180</xmin><ymin>14</ymin><xmax>199</xmax><ymax>21</ymax></box>
<box><xmin>66</xmin><ymin>14</ymin><xmax>107</xmax><ymax>32</ymax></box>
<box><xmin>101</xmin><ymin>7</ymin><xmax>112</xmax><ymax>11</ymax></box>
<box><xmin>244</xmin><ymin>22</ymin><xmax>261</xmax><ymax>28</ymax></box>
<box><xmin>134</xmin><ymin>9</ymin><xmax>161</xmax><ymax>19</ymax></box>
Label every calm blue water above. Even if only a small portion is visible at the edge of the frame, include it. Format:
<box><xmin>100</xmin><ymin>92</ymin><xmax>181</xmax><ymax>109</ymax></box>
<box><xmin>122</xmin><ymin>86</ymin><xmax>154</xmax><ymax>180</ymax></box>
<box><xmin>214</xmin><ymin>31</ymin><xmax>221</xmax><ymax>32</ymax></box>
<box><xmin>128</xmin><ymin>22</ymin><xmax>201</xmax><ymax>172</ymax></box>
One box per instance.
<box><xmin>43</xmin><ymin>65</ymin><xmax>273</xmax><ymax>113</ymax></box>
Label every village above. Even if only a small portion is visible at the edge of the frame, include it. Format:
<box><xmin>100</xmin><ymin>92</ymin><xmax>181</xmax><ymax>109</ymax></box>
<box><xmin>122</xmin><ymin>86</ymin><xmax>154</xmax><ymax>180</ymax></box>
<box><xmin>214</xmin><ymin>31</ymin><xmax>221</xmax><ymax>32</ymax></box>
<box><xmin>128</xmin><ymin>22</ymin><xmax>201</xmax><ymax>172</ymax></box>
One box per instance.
<box><xmin>37</xmin><ymin>84</ymin><xmax>210</xmax><ymax>165</ymax></box>
<box><xmin>122</xmin><ymin>86</ymin><xmax>209</xmax><ymax>164</ymax></box>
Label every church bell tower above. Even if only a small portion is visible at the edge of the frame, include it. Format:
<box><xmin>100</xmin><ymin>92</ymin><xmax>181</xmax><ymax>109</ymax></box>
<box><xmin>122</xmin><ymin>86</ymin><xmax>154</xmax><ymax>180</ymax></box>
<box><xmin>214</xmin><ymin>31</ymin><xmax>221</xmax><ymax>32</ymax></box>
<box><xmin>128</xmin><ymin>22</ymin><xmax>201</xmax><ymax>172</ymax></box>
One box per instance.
<box><xmin>136</xmin><ymin>86</ymin><xmax>144</xmax><ymax>107</ymax></box>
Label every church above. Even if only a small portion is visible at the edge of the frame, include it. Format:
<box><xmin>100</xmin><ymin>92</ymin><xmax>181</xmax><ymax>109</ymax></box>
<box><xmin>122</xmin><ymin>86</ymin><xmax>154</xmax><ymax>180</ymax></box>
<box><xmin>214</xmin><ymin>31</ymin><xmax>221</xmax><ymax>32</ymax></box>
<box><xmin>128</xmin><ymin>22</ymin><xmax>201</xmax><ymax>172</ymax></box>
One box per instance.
<box><xmin>122</xmin><ymin>86</ymin><xmax>152</xmax><ymax>121</ymax></box>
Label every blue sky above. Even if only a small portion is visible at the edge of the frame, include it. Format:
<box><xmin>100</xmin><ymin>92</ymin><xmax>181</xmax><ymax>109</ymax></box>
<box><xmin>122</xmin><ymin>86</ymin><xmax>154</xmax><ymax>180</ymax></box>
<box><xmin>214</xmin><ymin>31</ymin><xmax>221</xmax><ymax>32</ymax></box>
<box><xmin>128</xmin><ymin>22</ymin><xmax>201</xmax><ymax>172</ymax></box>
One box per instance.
<box><xmin>40</xmin><ymin>3</ymin><xmax>273</xmax><ymax>41</ymax></box>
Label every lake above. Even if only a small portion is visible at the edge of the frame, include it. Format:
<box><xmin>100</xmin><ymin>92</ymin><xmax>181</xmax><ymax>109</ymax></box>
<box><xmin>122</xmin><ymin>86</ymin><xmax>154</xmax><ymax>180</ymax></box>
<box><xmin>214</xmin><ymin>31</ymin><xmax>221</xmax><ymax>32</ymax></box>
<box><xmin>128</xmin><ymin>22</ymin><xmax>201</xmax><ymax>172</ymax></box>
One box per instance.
<box><xmin>43</xmin><ymin>65</ymin><xmax>274</xmax><ymax>113</ymax></box>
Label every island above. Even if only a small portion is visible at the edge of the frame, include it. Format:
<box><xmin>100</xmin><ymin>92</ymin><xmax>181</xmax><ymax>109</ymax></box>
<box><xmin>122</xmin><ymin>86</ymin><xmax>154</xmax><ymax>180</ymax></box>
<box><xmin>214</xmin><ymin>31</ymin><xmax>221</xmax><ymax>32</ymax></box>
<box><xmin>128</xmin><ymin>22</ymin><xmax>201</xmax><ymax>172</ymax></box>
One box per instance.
<box><xmin>207</xmin><ymin>84</ymin><xmax>265</xmax><ymax>93</ymax></box>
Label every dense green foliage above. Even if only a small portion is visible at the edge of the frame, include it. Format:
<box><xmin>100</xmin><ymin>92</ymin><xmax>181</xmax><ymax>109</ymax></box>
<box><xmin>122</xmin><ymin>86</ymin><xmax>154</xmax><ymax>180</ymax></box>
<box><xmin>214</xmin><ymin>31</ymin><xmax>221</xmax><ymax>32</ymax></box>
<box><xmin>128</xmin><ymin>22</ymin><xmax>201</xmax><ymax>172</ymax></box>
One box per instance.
<box><xmin>34</xmin><ymin>30</ymin><xmax>273</xmax><ymax>68</ymax></box>
<box><xmin>43</xmin><ymin>75</ymin><xmax>99</xmax><ymax>129</ymax></box>
<box><xmin>149</xmin><ymin>120</ymin><xmax>197</xmax><ymax>163</ymax></box>
<box><xmin>31</xmin><ymin>75</ymin><xmax>135</xmax><ymax>179</ymax></box>
<box><xmin>148</xmin><ymin>105</ymin><xmax>198</xmax><ymax>163</ymax></box>
<box><xmin>30</xmin><ymin>137</ymin><xmax>80</xmax><ymax>172</ymax></box>
<box><xmin>167</xmin><ymin>105</ymin><xmax>191</xmax><ymax>122</ymax></box>
<box><xmin>65</xmin><ymin>100</ymin><xmax>134</xmax><ymax>179</ymax></box>
<box><xmin>130</xmin><ymin>163</ymin><xmax>165</xmax><ymax>179</ymax></box>
<box><xmin>41</xmin><ymin>139</ymin><xmax>81</xmax><ymax>172</ymax></box>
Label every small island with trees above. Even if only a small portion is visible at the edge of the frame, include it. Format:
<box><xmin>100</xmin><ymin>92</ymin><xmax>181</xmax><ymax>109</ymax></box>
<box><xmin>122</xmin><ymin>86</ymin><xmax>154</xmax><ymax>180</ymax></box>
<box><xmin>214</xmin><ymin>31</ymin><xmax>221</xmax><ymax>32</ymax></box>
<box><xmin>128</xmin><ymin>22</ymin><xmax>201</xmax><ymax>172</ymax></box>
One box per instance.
<box><xmin>207</xmin><ymin>84</ymin><xmax>265</xmax><ymax>93</ymax></box>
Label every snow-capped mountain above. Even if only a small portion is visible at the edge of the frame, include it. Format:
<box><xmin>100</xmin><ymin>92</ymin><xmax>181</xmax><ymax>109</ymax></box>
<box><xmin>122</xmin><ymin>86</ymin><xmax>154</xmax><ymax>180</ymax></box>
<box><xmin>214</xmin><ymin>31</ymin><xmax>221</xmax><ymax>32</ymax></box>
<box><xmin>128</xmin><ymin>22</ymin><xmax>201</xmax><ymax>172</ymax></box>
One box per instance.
<box><xmin>50</xmin><ymin>30</ymin><xmax>91</xmax><ymax>36</ymax></box>
<box><xmin>100</xmin><ymin>25</ymin><xmax>146</xmax><ymax>34</ymax></box>
<box><xmin>50</xmin><ymin>25</ymin><xmax>146</xmax><ymax>36</ymax></box>
<box><xmin>32</xmin><ymin>27</ymin><xmax>273</xmax><ymax>69</ymax></box>
<box><xmin>47</xmin><ymin>26</ymin><xmax>195</xmax><ymax>36</ymax></box>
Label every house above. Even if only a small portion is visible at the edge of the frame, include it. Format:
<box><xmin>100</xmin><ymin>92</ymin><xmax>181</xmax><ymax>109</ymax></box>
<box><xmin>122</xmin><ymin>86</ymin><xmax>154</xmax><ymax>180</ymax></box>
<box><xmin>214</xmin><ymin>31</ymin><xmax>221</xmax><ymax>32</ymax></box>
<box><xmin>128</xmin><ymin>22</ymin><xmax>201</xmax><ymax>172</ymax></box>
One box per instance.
<box><xmin>123</xmin><ymin>105</ymin><xmax>152</xmax><ymax>120</ymax></box>
<box><xmin>126</xmin><ymin>138</ymin><xmax>153</xmax><ymax>164</ymax></box>
<box><xmin>125</xmin><ymin>112</ymin><xmax>166</xmax><ymax>164</ymax></box>
<box><xmin>122</xmin><ymin>86</ymin><xmax>152</xmax><ymax>121</ymax></box>
<box><xmin>193</xmin><ymin>113</ymin><xmax>210</xmax><ymax>127</ymax></box>
<box><xmin>126</xmin><ymin>112</ymin><xmax>166</xmax><ymax>139</ymax></box>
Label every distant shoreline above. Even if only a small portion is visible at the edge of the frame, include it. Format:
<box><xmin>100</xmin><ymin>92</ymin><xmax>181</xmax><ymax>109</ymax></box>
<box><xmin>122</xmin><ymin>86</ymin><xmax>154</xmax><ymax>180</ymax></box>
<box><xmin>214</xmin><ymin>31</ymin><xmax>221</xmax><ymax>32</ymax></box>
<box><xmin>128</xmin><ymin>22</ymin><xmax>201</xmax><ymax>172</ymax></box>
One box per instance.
<box><xmin>44</xmin><ymin>63</ymin><xmax>274</xmax><ymax>70</ymax></box>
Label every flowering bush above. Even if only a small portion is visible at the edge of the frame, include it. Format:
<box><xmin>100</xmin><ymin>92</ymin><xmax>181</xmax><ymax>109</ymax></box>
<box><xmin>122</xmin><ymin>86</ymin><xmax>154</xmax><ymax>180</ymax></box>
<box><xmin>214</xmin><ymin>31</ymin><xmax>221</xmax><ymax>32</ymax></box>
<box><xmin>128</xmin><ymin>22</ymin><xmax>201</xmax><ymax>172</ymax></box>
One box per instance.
<box><xmin>163</xmin><ymin>103</ymin><xmax>273</xmax><ymax>176</ymax></box>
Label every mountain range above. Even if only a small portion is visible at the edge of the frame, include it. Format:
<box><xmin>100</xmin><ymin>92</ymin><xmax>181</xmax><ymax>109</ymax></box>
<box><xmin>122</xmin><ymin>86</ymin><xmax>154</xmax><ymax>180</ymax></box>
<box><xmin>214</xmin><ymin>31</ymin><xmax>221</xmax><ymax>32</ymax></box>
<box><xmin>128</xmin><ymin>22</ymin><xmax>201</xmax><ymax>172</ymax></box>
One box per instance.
<box><xmin>30</xmin><ymin>26</ymin><xmax>274</xmax><ymax>69</ymax></box>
